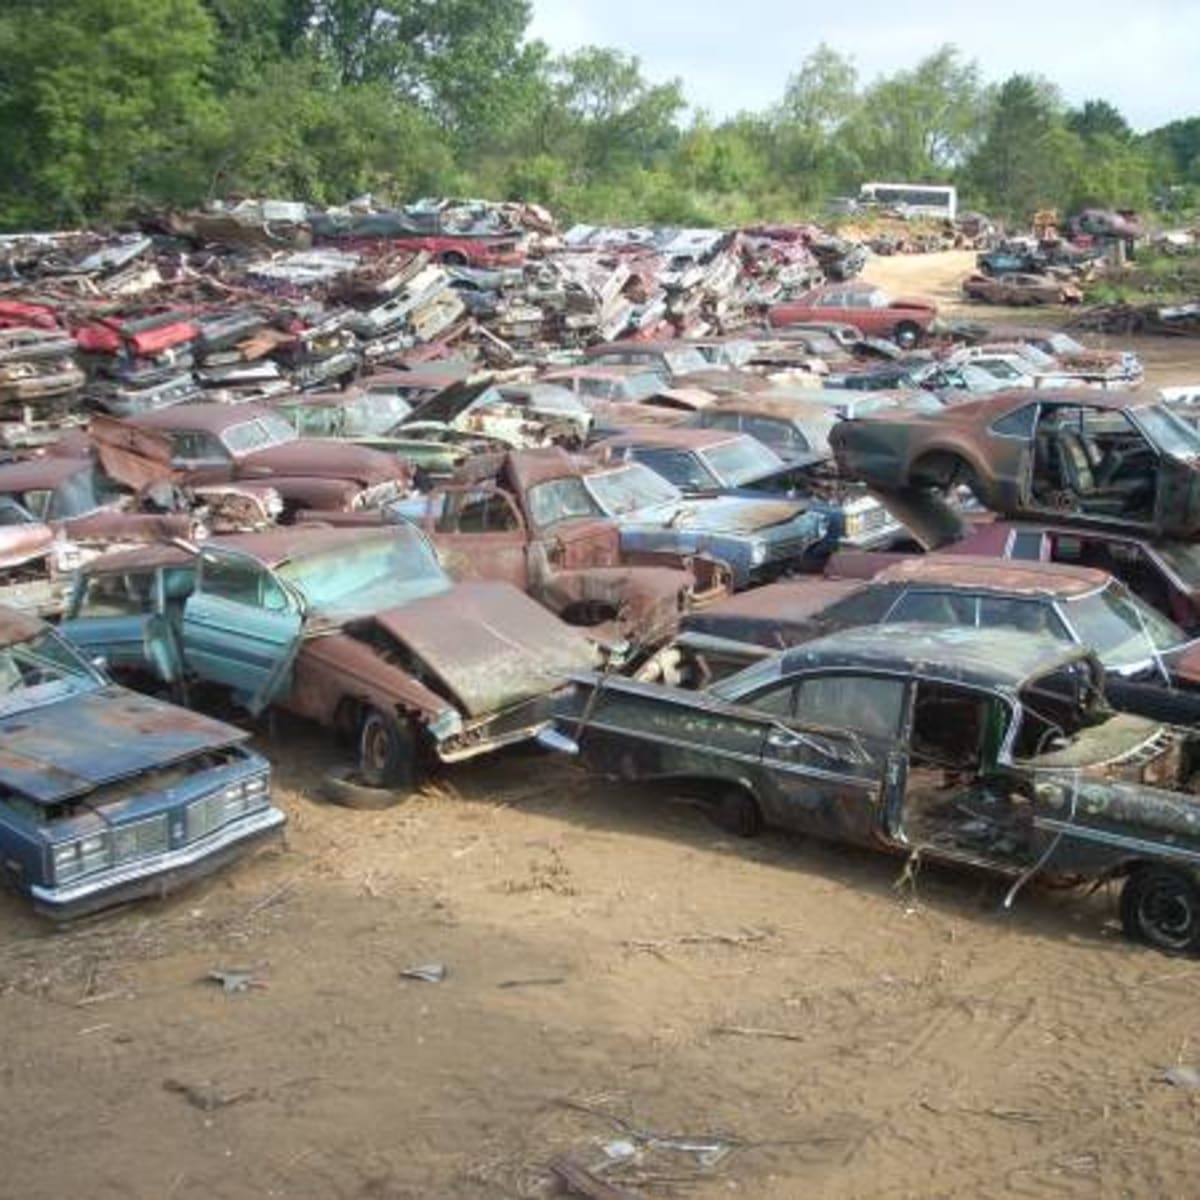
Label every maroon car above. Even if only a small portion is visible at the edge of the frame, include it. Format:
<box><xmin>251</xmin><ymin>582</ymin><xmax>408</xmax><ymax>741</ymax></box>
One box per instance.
<box><xmin>768</xmin><ymin>283</ymin><xmax>937</xmax><ymax>348</ymax></box>
<box><xmin>90</xmin><ymin>403</ymin><xmax>411</xmax><ymax>519</ymax></box>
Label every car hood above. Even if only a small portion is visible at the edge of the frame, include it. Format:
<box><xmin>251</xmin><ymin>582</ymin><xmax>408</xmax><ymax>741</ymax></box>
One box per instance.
<box><xmin>0</xmin><ymin>685</ymin><xmax>246</xmax><ymax>805</ymax></box>
<box><xmin>372</xmin><ymin>581</ymin><xmax>596</xmax><ymax>718</ymax></box>
<box><xmin>243</xmin><ymin>440</ymin><xmax>408</xmax><ymax>486</ymax></box>
<box><xmin>626</xmin><ymin>496</ymin><xmax>807</xmax><ymax>535</ymax></box>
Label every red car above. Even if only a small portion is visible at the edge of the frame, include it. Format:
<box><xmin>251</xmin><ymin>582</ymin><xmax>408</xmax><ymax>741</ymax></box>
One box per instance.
<box><xmin>768</xmin><ymin>284</ymin><xmax>937</xmax><ymax>349</ymax></box>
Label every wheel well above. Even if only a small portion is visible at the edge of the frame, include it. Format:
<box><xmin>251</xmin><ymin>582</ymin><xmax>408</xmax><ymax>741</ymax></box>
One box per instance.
<box><xmin>672</xmin><ymin>775</ymin><xmax>761</xmax><ymax>811</ymax></box>
<box><xmin>909</xmin><ymin>449</ymin><xmax>974</xmax><ymax>490</ymax></box>
<box><xmin>559</xmin><ymin>599</ymin><xmax>620</xmax><ymax>627</ymax></box>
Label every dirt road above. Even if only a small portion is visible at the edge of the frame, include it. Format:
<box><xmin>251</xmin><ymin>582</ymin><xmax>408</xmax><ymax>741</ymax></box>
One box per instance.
<box><xmin>4</xmin><ymin>254</ymin><xmax>1200</xmax><ymax>1199</ymax></box>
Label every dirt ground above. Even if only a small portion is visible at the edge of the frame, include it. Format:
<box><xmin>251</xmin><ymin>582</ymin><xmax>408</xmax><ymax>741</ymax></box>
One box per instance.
<box><xmin>6</xmin><ymin>252</ymin><xmax>1200</xmax><ymax>1200</ymax></box>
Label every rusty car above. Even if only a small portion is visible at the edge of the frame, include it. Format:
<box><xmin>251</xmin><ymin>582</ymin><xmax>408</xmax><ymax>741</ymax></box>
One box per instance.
<box><xmin>59</xmin><ymin>525</ymin><xmax>597</xmax><ymax>794</ymax></box>
<box><xmin>829</xmin><ymin>391</ymin><xmax>1200</xmax><ymax>540</ymax></box>
<box><xmin>767</xmin><ymin>283</ymin><xmax>938</xmax><ymax>348</ymax></box>
<box><xmin>89</xmin><ymin>403</ymin><xmax>411</xmax><ymax>520</ymax></box>
<box><xmin>554</xmin><ymin>623</ymin><xmax>1200</xmax><ymax>952</ymax></box>
<box><xmin>962</xmin><ymin>273</ymin><xmax>1083</xmax><ymax>306</ymax></box>
<box><xmin>386</xmin><ymin>448</ymin><xmax>728</xmax><ymax>655</ymax></box>
<box><xmin>0</xmin><ymin>605</ymin><xmax>284</xmax><ymax>918</ymax></box>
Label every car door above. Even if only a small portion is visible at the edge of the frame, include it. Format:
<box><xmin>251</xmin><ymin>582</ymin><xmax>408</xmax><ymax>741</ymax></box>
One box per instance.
<box><xmin>753</xmin><ymin>671</ymin><xmax>905</xmax><ymax>845</ymax></box>
<box><xmin>424</xmin><ymin>487</ymin><xmax>529</xmax><ymax>590</ymax></box>
<box><xmin>181</xmin><ymin>548</ymin><xmax>304</xmax><ymax>713</ymax></box>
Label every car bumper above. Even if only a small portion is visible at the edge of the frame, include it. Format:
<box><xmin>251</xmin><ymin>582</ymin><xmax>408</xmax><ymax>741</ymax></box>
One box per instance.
<box><xmin>30</xmin><ymin>806</ymin><xmax>287</xmax><ymax>920</ymax></box>
<box><xmin>436</xmin><ymin>690</ymin><xmax>568</xmax><ymax>763</ymax></box>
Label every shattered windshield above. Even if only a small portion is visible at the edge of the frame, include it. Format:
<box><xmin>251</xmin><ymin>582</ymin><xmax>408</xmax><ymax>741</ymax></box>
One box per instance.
<box><xmin>585</xmin><ymin>462</ymin><xmax>682</xmax><ymax>515</ymax></box>
<box><xmin>0</xmin><ymin>628</ymin><xmax>102</xmax><ymax>715</ymax></box>
<box><xmin>222</xmin><ymin>412</ymin><xmax>299</xmax><ymax>455</ymax></box>
<box><xmin>1064</xmin><ymin>581</ymin><xmax>1186</xmax><ymax>669</ymax></box>
<box><xmin>526</xmin><ymin>476</ymin><xmax>604</xmax><ymax>527</ymax></box>
<box><xmin>1133</xmin><ymin>404</ymin><xmax>1200</xmax><ymax>460</ymax></box>
<box><xmin>277</xmin><ymin>528</ymin><xmax>449</xmax><ymax>618</ymax></box>
<box><xmin>701</xmin><ymin>436</ymin><xmax>785</xmax><ymax>486</ymax></box>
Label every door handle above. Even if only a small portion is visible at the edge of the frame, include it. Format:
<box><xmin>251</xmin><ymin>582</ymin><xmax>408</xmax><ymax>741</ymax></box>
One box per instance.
<box><xmin>767</xmin><ymin>729</ymin><xmax>803</xmax><ymax>749</ymax></box>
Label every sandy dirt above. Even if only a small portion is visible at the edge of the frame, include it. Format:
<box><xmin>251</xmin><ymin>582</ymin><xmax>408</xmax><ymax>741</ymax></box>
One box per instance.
<box><xmin>5</xmin><ymin>252</ymin><xmax>1200</xmax><ymax>1200</ymax></box>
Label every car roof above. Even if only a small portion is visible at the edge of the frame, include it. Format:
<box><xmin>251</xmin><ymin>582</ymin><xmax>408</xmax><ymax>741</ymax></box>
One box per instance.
<box><xmin>0</xmin><ymin>604</ymin><xmax>47</xmax><ymax>646</ymax></box>
<box><xmin>597</xmin><ymin>426</ymin><xmax>742</xmax><ymax>452</ymax></box>
<box><xmin>79</xmin><ymin>525</ymin><xmax>421</xmax><ymax>574</ymax></box>
<box><xmin>875</xmin><ymin>554</ymin><xmax>1109</xmax><ymax>597</ymax></box>
<box><xmin>779</xmin><ymin>622</ymin><xmax>1089</xmax><ymax>690</ymax></box>
<box><xmin>0</xmin><ymin>456</ymin><xmax>93</xmax><ymax>492</ymax></box>
<box><xmin>132</xmin><ymin>402</ymin><xmax>270</xmax><ymax>432</ymax></box>
<box><xmin>704</xmin><ymin>394</ymin><xmax>840</xmax><ymax>427</ymax></box>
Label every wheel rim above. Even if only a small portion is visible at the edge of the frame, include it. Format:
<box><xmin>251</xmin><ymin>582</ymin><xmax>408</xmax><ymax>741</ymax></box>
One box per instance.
<box><xmin>1139</xmin><ymin>880</ymin><xmax>1197</xmax><ymax>950</ymax></box>
<box><xmin>361</xmin><ymin>719</ymin><xmax>391</xmax><ymax>777</ymax></box>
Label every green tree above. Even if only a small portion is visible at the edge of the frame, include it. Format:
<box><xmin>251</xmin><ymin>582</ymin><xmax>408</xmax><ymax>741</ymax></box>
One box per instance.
<box><xmin>0</xmin><ymin>0</ymin><xmax>218</xmax><ymax>226</ymax></box>
<box><xmin>1067</xmin><ymin>99</ymin><xmax>1134</xmax><ymax>144</ymax></box>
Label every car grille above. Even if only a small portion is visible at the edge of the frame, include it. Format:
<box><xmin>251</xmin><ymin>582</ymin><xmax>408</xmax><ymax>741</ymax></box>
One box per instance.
<box><xmin>113</xmin><ymin>814</ymin><xmax>169</xmax><ymax>864</ymax></box>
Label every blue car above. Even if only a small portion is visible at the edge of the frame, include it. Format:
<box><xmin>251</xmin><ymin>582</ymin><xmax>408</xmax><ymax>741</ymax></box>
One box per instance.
<box><xmin>0</xmin><ymin>606</ymin><xmax>284</xmax><ymax>919</ymax></box>
<box><xmin>594</xmin><ymin>428</ymin><xmax>901</xmax><ymax>563</ymax></box>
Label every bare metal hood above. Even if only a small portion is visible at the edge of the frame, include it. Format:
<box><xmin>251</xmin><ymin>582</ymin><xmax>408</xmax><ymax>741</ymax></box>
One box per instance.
<box><xmin>372</xmin><ymin>581</ymin><xmax>597</xmax><ymax>718</ymax></box>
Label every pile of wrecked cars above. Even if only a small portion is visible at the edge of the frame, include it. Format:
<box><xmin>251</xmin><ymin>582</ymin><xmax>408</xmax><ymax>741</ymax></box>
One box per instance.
<box><xmin>2</xmin><ymin>197</ymin><xmax>1198</xmax><ymax>957</ymax></box>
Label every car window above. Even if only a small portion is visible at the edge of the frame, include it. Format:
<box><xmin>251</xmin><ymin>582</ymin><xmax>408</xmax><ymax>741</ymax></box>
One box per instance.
<box><xmin>978</xmin><ymin>596</ymin><xmax>1070</xmax><ymax>640</ymax></box>
<box><xmin>77</xmin><ymin>571</ymin><xmax>157</xmax><ymax>617</ymax></box>
<box><xmin>819</xmin><ymin>587</ymin><xmax>898</xmax><ymax>626</ymax></box>
<box><xmin>1009</xmin><ymin>530</ymin><xmax>1045</xmax><ymax>560</ymax></box>
<box><xmin>171</xmin><ymin>431</ymin><xmax>229</xmax><ymax>463</ymax></box>
<box><xmin>887</xmin><ymin>590</ymin><xmax>976</xmax><ymax>626</ymax></box>
<box><xmin>701</xmin><ymin>411</ymin><xmax>742</xmax><ymax>432</ymax></box>
<box><xmin>743</xmin><ymin>680</ymin><xmax>797</xmax><ymax>717</ymax></box>
<box><xmin>813</xmin><ymin>294</ymin><xmax>844</xmax><ymax>310</ymax></box>
<box><xmin>630</xmin><ymin>448</ymin><xmax>719</xmax><ymax>491</ymax></box>
<box><xmin>202</xmin><ymin>555</ymin><xmax>288</xmax><ymax>610</ymax></box>
<box><xmin>0</xmin><ymin>498</ymin><xmax>33</xmax><ymax>525</ymax></box>
<box><xmin>792</xmin><ymin>673</ymin><xmax>906</xmax><ymax>739</ymax></box>
<box><xmin>991</xmin><ymin>405</ymin><xmax>1037</xmax><ymax>439</ymax></box>
<box><xmin>436</xmin><ymin>490</ymin><xmax>521</xmax><ymax>534</ymax></box>
<box><xmin>526</xmin><ymin>476</ymin><xmax>604</xmax><ymax>527</ymax></box>
<box><xmin>743</xmin><ymin>416</ymin><xmax>805</xmax><ymax>453</ymax></box>
<box><xmin>21</xmin><ymin>489</ymin><xmax>52</xmax><ymax>519</ymax></box>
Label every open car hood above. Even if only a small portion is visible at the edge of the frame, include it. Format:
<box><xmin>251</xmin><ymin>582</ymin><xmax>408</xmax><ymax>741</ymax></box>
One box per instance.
<box><xmin>372</xmin><ymin>581</ymin><xmax>596</xmax><ymax>718</ymax></box>
<box><xmin>0</xmin><ymin>686</ymin><xmax>246</xmax><ymax>805</ymax></box>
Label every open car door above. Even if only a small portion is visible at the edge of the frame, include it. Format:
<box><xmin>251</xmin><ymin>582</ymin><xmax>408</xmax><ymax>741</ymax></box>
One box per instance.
<box><xmin>182</xmin><ymin>547</ymin><xmax>304</xmax><ymax>714</ymax></box>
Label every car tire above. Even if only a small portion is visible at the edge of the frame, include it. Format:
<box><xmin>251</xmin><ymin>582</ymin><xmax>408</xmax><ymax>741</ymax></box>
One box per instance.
<box><xmin>320</xmin><ymin>765</ymin><xmax>408</xmax><ymax>810</ymax></box>
<box><xmin>893</xmin><ymin>321</ymin><xmax>922</xmax><ymax>349</ymax></box>
<box><xmin>358</xmin><ymin>707</ymin><xmax>415</xmax><ymax>790</ymax></box>
<box><xmin>1120</xmin><ymin>865</ymin><xmax>1200</xmax><ymax>954</ymax></box>
<box><xmin>712</xmin><ymin>788</ymin><xmax>763</xmax><ymax>838</ymax></box>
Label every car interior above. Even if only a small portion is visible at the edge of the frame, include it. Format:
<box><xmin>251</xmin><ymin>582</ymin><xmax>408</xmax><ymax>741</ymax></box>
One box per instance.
<box><xmin>900</xmin><ymin>680</ymin><xmax>1034</xmax><ymax>863</ymax></box>
<box><xmin>1030</xmin><ymin>407</ymin><xmax>1156</xmax><ymax>521</ymax></box>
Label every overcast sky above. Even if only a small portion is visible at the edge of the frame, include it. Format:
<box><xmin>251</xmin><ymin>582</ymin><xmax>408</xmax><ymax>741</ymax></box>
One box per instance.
<box><xmin>528</xmin><ymin>1</ymin><xmax>1199</xmax><ymax>132</ymax></box>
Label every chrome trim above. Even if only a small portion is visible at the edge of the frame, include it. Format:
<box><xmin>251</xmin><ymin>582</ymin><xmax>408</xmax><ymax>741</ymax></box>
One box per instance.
<box><xmin>32</xmin><ymin>807</ymin><xmax>285</xmax><ymax>907</ymax></box>
<box><xmin>1034</xmin><ymin>816</ymin><xmax>1200</xmax><ymax>865</ymax></box>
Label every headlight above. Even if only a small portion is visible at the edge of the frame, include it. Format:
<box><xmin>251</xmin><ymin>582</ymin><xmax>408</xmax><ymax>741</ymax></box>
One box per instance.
<box><xmin>749</xmin><ymin>539</ymin><xmax>769</xmax><ymax>567</ymax></box>
<box><xmin>843</xmin><ymin>511</ymin><xmax>863</xmax><ymax>538</ymax></box>
<box><xmin>51</xmin><ymin>833</ymin><xmax>112</xmax><ymax>882</ymax></box>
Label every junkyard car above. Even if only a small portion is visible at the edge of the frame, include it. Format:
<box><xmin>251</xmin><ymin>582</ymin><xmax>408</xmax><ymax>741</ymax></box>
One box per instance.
<box><xmin>1000</xmin><ymin>328</ymin><xmax>1142</xmax><ymax>386</ymax></box>
<box><xmin>597</xmin><ymin>426</ymin><xmax>901</xmax><ymax>559</ymax></box>
<box><xmin>963</xmin><ymin>273</ymin><xmax>1082</xmax><ymax>306</ymax></box>
<box><xmin>271</xmin><ymin>388</ymin><xmax>415</xmax><ymax>437</ymax></box>
<box><xmin>768</xmin><ymin>284</ymin><xmax>937</xmax><ymax>349</ymax></box>
<box><xmin>0</xmin><ymin>606</ymin><xmax>284</xmax><ymax>918</ymax></box>
<box><xmin>829</xmin><ymin>391</ymin><xmax>1200</xmax><ymax>540</ymax></box>
<box><xmin>90</xmin><ymin>403</ymin><xmax>411</xmax><ymax>519</ymax></box>
<box><xmin>557</xmin><ymin>623</ymin><xmax>1200</xmax><ymax>952</ymax></box>
<box><xmin>388</xmin><ymin>449</ymin><xmax>728</xmax><ymax>654</ymax></box>
<box><xmin>60</xmin><ymin>526</ymin><xmax>597</xmax><ymax>790</ymax></box>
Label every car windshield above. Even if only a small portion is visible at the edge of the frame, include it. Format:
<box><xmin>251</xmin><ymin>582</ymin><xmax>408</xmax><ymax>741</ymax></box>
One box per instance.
<box><xmin>1133</xmin><ymin>403</ymin><xmax>1200</xmax><ymax>460</ymax></box>
<box><xmin>976</xmin><ymin>359</ymin><xmax>1026</xmax><ymax>381</ymax></box>
<box><xmin>701</xmin><ymin>436</ymin><xmax>785</xmax><ymax>485</ymax></box>
<box><xmin>348</xmin><ymin>393</ymin><xmax>412</xmax><ymax>434</ymax></box>
<box><xmin>1015</xmin><ymin>344</ymin><xmax>1055</xmax><ymax>368</ymax></box>
<box><xmin>1047</xmin><ymin>333</ymin><xmax>1084</xmax><ymax>355</ymax></box>
<box><xmin>1154</xmin><ymin>541</ymin><xmax>1200</xmax><ymax>588</ymax></box>
<box><xmin>585</xmin><ymin>462</ymin><xmax>682</xmax><ymax>514</ymax></box>
<box><xmin>663</xmin><ymin>346</ymin><xmax>709</xmax><ymax>375</ymax></box>
<box><xmin>0</xmin><ymin>627</ymin><xmax>102</xmax><ymax>716</ymax></box>
<box><xmin>526</xmin><ymin>476</ymin><xmax>605</xmax><ymax>527</ymax></box>
<box><xmin>1064</xmin><ymin>581</ymin><xmax>1186</xmax><ymax>669</ymax></box>
<box><xmin>222</xmin><ymin>412</ymin><xmax>299</xmax><ymax>455</ymax></box>
<box><xmin>277</xmin><ymin>528</ymin><xmax>449</xmax><ymax>619</ymax></box>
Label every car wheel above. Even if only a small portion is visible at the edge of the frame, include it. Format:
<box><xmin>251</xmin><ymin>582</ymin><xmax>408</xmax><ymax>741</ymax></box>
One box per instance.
<box><xmin>1120</xmin><ymin>866</ymin><xmax>1200</xmax><ymax>954</ymax></box>
<box><xmin>320</xmin><ymin>765</ymin><xmax>407</xmax><ymax>810</ymax></box>
<box><xmin>358</xmin><ymin>707</ymin><xmax>415</xmax><ymax>790</ymax></box>
<box><xmin>894</xmin><ymin>321</ymin><xmax>922</xmax><ymax>349</ymax></box>
<box><xmin>712</xmin><ymin>788</ymin><xmax>763</xmax><ymax>838</ymax></box>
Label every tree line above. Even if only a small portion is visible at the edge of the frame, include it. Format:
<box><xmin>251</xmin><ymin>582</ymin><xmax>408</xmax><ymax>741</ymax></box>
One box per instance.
<box><xmin>0</xmin><ymin>0</ymin><xmax>1197</xmax><ymax>232</ymax></box>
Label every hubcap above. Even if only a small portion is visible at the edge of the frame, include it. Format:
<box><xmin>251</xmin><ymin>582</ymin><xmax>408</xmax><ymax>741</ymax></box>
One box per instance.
<box><xmin>1141</xmin><ymin>883</ymin><xmax>1196</xmax><ymax>949</ymax></box>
